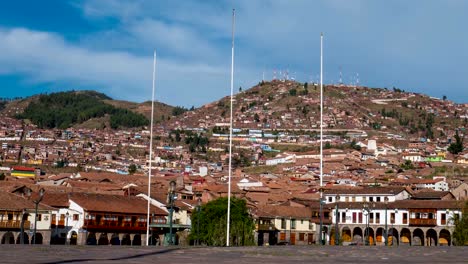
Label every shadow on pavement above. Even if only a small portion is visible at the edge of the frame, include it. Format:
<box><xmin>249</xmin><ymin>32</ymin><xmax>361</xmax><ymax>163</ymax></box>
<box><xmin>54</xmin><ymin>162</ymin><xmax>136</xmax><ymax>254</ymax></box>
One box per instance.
<box><xmin>39</xmin><ymin>247</ymin><xmax>181</xmax><ymax>264</ymax></box>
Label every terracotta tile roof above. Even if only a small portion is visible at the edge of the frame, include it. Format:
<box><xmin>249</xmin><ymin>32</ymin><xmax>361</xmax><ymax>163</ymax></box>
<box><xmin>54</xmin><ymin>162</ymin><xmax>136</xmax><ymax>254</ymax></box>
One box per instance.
<box><xmin>69</xmin><ymin>192</ymin><xmax>167</xmax><ymax>215</ymax></box>
<box><xmin>253</xmin><ymin>205</ymin><xmax>312</xmax><ymax>219</ymax></box>
<box><xmin>38</xmin><ymin>192</ymin><xmax>70</xmax><ymax>208</ymax></box>
<box><xmin>332</xmin><ymin>200</ymin><xmax>463</xmax><ymax>210</ymax></box>
<box><xmin>411</xmin><ymin>190</ymin><xmax>455</xmax><ymax>200</ymax></box>
<box><xmin>0</xmin><ymin>190</ymin><xmax>53</xmax><ymax>211</ymax></box>
<box><xmin>323</xmin><ymin>187</ymin><xmax>407</xmax><ymax>195</ymax></box>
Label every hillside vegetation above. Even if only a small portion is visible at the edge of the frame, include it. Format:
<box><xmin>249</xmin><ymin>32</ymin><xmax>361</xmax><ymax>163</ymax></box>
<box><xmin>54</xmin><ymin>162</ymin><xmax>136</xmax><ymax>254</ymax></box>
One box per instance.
<box><xmin>16</xmin><ymin>91</ymin><xmax>149</xmax><ymax>129</ymax></box>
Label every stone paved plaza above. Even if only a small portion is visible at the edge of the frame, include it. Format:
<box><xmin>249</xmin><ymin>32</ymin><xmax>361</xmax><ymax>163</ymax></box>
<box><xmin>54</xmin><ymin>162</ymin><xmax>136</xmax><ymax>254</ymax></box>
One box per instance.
<box><xmin>0</xmin><ymin>245</ymin><xmax>467</xmax><ymax>264</ymax></box>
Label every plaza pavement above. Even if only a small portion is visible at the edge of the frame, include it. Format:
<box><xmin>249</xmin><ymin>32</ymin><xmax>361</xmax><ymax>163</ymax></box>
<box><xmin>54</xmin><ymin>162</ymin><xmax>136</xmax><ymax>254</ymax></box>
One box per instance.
<box><xmin>0</xmin><ymin>245</ymin><xmax>467</xmax><ymax>264</ymax></box>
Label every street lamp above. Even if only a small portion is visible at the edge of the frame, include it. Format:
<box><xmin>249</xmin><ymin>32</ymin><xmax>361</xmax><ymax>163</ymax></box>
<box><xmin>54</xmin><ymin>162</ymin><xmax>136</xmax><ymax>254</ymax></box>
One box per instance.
<box><xmin>65</xmin><ymin>211</ymin><xmax>70</xmax><ymax>245</ymax></box>
<box><xmin>363</xmin><ymin>202</ymin><xmax>370</xmax><ymax>246</ymax></box>
<box><xmin>33</xmin><ymin>188</ymin><xmax>45</xmax><ymax>244</ymax></box>
<box><xmin>384</xmin><ymin>197</ymin><xmax>389</xmax><ymax>246</ymax></box>
<box><xmin>167</xmin><ymin>180</ymin><xmax>176</xmax><ymax>245</ymax></box>
<box><xmin>196</xmin><ymin>197</ymin><xmax>202</xmax><ymax>246</ymax></box>
<box><xmin>335</xmin><ymin>194</ymin><xmax>340</xmax><ymax>246</ymax></box>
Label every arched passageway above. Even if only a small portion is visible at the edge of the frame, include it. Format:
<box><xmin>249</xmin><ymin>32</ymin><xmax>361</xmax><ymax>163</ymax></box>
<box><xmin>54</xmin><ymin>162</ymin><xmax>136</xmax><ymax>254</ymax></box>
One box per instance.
<box><xmin>400</xmin><ymin>228</ymin><xmax>411</xmax><ymax>246</ymax></box>
<box><xmin>388</xmin><ymin>228</ymin><xmax>399</xmax><ymax>246</ymax></box>
<box><xmin>412</xmin><ymin>228</ymin><xmax>424</xmax><ymax>246</ymax></box>
<box><xmin>98</xmin><ymin>233</ymin><xmax>109</xmax><ymax>245</ymax></box>
<box><xmin>121</xmin><ymin>234</ymin><xmax>131</xmax><ymax>245</ymax></box>
<box><xmin>341</xmin><ymin>227</ymin><xmax>352</xmax><ymax>243</ymax></box>
<box><xmin>376</xmin><ymin>227</ymin><xmax>385</xmax><ymax>244</ymax></box>
<box><xmin>70</xmin><ymin>231</ymin><xmax>78</xmax><ymax>245</ymax></box>
<box><xmin>110</xmin><ymin>233</ymin><xmax>120</xmax><ymax>245</ymax></box>
<box><xmin>16</xmin><ymin>232</ymin><xmax>29</xmax><ymax>244</ymax></box>
<box><xmin>363</xmin><ymin>227</ymin><xmax>375</xmax><ymax>245</ymax></box>
<box><xmin>1</xmin><ymin>232</ymin><xmax>15</xmax><ymax>244</ymax></box>
<box><xmin>352</xmin><ymin>227</ymin><xmax>363</xmax><ymax>244</ymax></box>
<box><xmin>86</xmin><ymin>232</ymin><xmax>97</xmax><ymax>245</ymax></box>
<box><xmin>31</xmin><ymin>233</ymin><xmax>43</xmax><ymax>244</ymax></box>
<box><xmin>439</xmin><ymin>229</ymin><xmax>451</xmax><ymax>246</ymax></box>
<box><xmin>133</xmin><ymin>234</ymin><xmax>142</xmax><ymax>246</ymax></box>
<box><xmin>426</xmin><ymin>229</ymin><xmax>438</xmax><ymax>246</ymax></box>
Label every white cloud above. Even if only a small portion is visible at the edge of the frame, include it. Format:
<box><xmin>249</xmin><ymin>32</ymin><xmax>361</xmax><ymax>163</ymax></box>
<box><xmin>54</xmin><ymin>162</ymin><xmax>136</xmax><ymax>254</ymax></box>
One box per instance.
<box><xmin>0</xmin><ymin>27</ymin><xmax>229</xmax><ymax>106</ymax></box>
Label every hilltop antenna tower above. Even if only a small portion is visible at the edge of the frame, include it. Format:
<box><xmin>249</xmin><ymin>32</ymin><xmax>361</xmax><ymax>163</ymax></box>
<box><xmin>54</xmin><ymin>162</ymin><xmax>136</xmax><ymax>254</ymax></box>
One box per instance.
<box><xmin>273</xmin><ymin>69</ymin><xmax>277</xmax><ymax>80</ymax></box>
<box><xmin>356</xmin><ymin>73</ymin><xmax>360</xmax><ymax>87</ymax></box>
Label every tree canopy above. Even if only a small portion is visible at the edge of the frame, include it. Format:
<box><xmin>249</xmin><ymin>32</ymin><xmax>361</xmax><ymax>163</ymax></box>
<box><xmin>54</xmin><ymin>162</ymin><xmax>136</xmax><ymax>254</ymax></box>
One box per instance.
<box><xmin>453</xmin><ymin>201</ymin><xmax>468</xmax><ymax>246</ymax></box>
<box><xmin>190</xmin><ymin>197</ymin><xmax>255</xmax><ymax>246</ymax></box>
<box><xmin>17</xmin><ymin>91</ymin><xmax>148</xmax><ymax>129</ymax></box>
<box><xmin>448</xmin><ymin>131</ymin><xmax>464</xmax><ymax>155</ymax></box>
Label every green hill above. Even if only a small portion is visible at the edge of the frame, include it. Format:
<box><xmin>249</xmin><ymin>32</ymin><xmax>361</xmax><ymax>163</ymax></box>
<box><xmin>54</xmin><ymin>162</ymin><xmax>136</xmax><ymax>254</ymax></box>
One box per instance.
<box><xmin>15</xmin><ymin>91</ymin><xmax>149</xmax><ymax>129</ymax></box>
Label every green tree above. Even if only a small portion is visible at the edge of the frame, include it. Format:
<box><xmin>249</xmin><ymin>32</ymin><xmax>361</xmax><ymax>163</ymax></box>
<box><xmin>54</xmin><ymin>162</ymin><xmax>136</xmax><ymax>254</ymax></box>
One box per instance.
<box><xmin>175</xmin><ymin>130</ymin><xmax>182</xmax><ymax>142</ymax></box>
<box><xmin>289</xmin><ymin>89</ymin><xmax>297</xmax><ymax>96</ymax></box>
<box><xmin>128</xmin><ymin>164</ymin><xmax>137</xmax><ymax>174</ymax></box>
<box><xmin>254</xmin><ymin>113</ymin><xmax>260</xmax><ymax>122</ymax></box>
<box><xmin>448</xmin><ymin>131</ymin><xmax>464</xmax><ymax>155</ymax></box>
<box><xmin>190</xmin><ymin>197</ymin><xmax>255</xmax><ymax>246</ymax></box>
<box><xmin>453</xmin><ymin>201</ymin><xmax>468</xmax><ymax>246</ymax></box>
<box><xmin>400</xmin><ymin>160</ymin><xmax>414</xmax><ymax>170</ymax></box>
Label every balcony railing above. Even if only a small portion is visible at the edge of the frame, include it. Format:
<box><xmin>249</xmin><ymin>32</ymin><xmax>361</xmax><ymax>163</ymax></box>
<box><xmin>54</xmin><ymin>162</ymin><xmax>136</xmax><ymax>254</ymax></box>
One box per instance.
<box><xmin>409</xmin><ymin>218</ymin><xmax>437</xmax><ymax>226</ymax></box>
<box><xmin>0</xmin><ymin>220</ymin><xmax>31</xmax><ymax>229</ymax></box>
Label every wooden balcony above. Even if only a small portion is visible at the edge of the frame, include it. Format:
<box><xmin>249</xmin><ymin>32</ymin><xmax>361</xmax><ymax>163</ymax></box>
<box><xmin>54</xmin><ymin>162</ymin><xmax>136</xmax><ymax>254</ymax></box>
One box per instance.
<box><xmin>83</xmin><ymin>220</ymin><xmax>147</xmax><ymax>231</ymax></box>
<box><xmin>0</xmin><ymin>220</ymin><xmax>30</xmax><ymax>229</ymax></box>
<box><xmin>409</xmin><ymin>218</ymin><xmax>437</xmax><ymax>226</ymax></box>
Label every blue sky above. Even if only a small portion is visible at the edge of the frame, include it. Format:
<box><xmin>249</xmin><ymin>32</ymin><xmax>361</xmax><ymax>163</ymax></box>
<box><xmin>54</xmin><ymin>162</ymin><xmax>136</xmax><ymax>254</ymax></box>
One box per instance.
<box><xmin>1</xmin><ymin>0</ymin><xmax>467</xmax><ymax>107</ymax></box>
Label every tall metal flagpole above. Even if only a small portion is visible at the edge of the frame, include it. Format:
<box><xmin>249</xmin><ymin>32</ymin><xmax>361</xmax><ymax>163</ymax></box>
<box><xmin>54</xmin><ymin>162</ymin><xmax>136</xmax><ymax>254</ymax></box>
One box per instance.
<box><xmin>319</xmin><ymin>33</ymin><xmax>324</xmax><ymax>245</ymax></box>
<box><xmin>146</xmin><ymin>51</ymin><xmax>156</xmax><ymax>246</ymax></box>
<box><xmin>226</xmin><ymin>8</ymin><xmax>235</xmax><ymax>247</ymax></box>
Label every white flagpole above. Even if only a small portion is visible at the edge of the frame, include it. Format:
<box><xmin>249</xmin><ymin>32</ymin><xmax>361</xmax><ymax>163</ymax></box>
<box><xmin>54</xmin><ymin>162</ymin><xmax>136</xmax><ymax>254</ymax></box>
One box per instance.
<box><xmin>226</xmin><ymin>8</ymin><xmax>235</xmax><ymax>247</ymax></box>
<box><xmin>320</xmin><ymin>33</ymin><xmax>323</xmax><ymax>190</ymax></box>
<box><xmin>319</xmin><ymin>33</ymin><xmax>324</xmax><ymax>245</ymax></box>
<box><xmin>146</xmin><ymin>51</ymin><xmax>156</xmax><ymax>246</ymax></box>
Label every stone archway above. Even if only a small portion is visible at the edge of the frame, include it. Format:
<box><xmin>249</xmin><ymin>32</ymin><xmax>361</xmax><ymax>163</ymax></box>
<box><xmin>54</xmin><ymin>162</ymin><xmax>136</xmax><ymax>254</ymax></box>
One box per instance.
<box><xmin>439</xmin><ymin>229</ymin><xmax>451</xmax><ymax>246</ymax></box>
<box><xmin>426</xmin><ymin>229</ymin><xmax>438</xmax><ymax>246</ymax></box>
<box><xmin>70</xmin><ymin>231</ymin><xmax>78</xmax><ymax>245</ymax></box>
<box><xmin>148</xmin><ymin>235</ymin><xmax>158</xmax><ymax>246</ymax></box>
<box><xmin>412</xmin><ymin>228</ymin><xmax>424</xmax><ymax>246</ymax></box>
<box><xmin>400</xmin><ymin>228</ymin><xmax>411</xmax><ymax>246</ymax></box>
<box><xmin>352</xmin><ymin>227</ymin><xmax>363</xmax><ymax>244</ymax></box>
<box><xmin>86</xmin><ymin>232</ymin><xmax>97</xmax><ymax>245</ymax></box>
<box><xmin>16</xmin><ymin>232</ymin><xmax>29</xmax><ymax>244</ymax></box>
<box><xmin>1</xmin><ymin>232</ymin><xmax>15</xmax><ymax>244</ymax></box>
<box><xmin>98</xmin><ymin>233</ymin><xmax>109</xmax><ymax>245</ymax></box>
<box><xmin>341</xmin><ymin>226</ymin><xmax>352</xmax><ymax>243</ymax></box>
<box><xmin>31</xmin><ymin>233</ymin><xmax>43</xmax><ymax>244</ymax></box>
<box><xmin>322</xmin><ymin>226</ymin><xmax>329</xmax><ymax>245</ymax></box>
<box><xmin>110</xmin><ymin>233</ymin><xmax>120</xmax><ymax>245</ymax></box>
<box><xmin>363</xmin><ymin>227</ymin><xmax>375</xmax><ymax>245</ymax></box>
<box><xmin>121</xmin><ymin>234</ymin><xmax>131</xmax><ymax>245</ymax></box>
<box><xmin>133</xmin><ymin>234</ymin><xmax>142</xmax><ymax>246</ymax></box>
<box><xmin>388</xmin><ymin>228</ymin><xmax>399</xmax><ymax>246</ymax></box>
<box><xmin>376</xmin><ymin>227</ymin><xmax>385</xmax><ymax>245</ymax></box>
